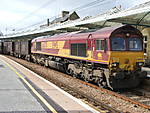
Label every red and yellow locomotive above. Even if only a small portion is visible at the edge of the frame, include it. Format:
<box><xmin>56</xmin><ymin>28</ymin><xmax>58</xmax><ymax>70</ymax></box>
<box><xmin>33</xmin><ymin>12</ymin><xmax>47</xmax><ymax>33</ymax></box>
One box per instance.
<box><xmin>31</xmin><ymin>25</ymin><xmax>147</xmax><ymax>89</ymax></box>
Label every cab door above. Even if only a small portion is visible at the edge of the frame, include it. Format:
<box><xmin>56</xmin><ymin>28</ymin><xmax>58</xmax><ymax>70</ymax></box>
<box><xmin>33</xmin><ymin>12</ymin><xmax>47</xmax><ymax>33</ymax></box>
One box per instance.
<box><xmin>96</xmin><ymin>39</ymin><xmax>108</xmax><ymax>62</ymax></box>
<box><xmin>87</xmin><ymin>34</ymin><xmax>94</xmax><ymax>59</ymax></box>
<box><xmin>92</xmin><ymin>38</ymin><xmax>108</xmax><ymax>63</ymax></box>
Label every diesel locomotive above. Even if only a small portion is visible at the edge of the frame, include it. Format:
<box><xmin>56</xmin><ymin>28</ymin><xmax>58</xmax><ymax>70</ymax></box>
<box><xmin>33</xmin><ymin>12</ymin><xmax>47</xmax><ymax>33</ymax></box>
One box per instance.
<box><xmin>0</xmin><ymin>25</ymin><xmax>147</xmax><ymax>89</ymax></box>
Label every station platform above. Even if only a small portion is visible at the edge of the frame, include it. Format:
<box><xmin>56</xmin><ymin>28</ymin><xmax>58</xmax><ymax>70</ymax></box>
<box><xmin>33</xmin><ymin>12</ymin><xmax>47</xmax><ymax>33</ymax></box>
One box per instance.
<box><xmin>0</xmin><ymin>55</ymin><xmax>99</xmax><ymax>113</ymax></box>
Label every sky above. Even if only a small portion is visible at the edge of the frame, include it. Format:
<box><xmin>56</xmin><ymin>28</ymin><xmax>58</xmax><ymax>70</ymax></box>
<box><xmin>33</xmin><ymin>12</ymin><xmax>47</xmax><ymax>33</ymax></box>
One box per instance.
<box><xmin>0</xmin><ymin>0</ymin><xmax>150</xmax><ymax>34</ymax></box>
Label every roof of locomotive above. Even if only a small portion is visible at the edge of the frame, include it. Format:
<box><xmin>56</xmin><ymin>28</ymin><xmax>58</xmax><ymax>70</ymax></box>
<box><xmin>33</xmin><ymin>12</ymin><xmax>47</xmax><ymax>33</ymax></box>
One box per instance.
<box><xmin>32</xmin><ymin>25</ymin><xmax>138</xmax><ymax>42</ymax></box>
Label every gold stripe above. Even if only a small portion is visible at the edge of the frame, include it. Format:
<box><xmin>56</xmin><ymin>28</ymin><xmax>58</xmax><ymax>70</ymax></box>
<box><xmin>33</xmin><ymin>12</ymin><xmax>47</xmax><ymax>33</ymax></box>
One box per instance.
<box><xmin>3</xmin><ymin>60</ymin><xmax>58</xmax><ymax>113</ymax></box>
<box><xmin>32</xmin><ymin>51</ymin><xmax>109</xmax><ymax>63</ymax></box>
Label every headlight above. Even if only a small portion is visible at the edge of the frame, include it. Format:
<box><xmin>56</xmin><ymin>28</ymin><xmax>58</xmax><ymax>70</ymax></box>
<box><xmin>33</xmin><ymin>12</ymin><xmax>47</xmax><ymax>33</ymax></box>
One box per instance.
<box><xmin>136</xmin><ymin>62</ymin><xmax>144</xmax><ymax>67</ymax></box>
<box><xmin>112</xmin><ymin>62</ymin><xmax>119</xmax><ymax>67</ymax></box>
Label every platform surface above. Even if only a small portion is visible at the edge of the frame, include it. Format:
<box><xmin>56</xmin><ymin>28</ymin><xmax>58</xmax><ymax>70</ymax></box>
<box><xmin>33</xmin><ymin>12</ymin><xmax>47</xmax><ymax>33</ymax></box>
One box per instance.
<box><xmin>0</xmin><ymin>55</ymin><xmax>99</xmax><ymax>113</ymax></box>
<box><xmin>0</xmin><ymin>57</ymin><xmax>44</xmax><ymax>112</ymax></box>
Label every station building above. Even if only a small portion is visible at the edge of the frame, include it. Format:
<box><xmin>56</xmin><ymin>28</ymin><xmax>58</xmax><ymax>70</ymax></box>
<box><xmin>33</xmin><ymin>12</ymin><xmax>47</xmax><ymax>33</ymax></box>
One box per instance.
<box><xmin>141</xmin><ymin>28</ymin><xmax>150</xmax><ymax>64</ymax></box>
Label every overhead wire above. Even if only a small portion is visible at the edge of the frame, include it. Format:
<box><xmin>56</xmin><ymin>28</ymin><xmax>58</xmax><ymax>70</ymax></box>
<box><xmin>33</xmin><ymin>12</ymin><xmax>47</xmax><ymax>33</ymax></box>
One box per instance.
<box><xmin>70</xmin><ymin>0</ymin><xmax>110</xmax><ymax>12</ymax></box>
<box><xmin>72</xmin><ymin>0</ymin><xmax>115</xmax><ymax>15</ymax></box>
<box><xmin>14</xmin><ymin>0</ymin><xmax>120</xmax><ymax>31</ymax></box>
<box><xmin>11</xmin><ymin>0</ymin><xmax>57</xmax><ymax>30</ymax></box>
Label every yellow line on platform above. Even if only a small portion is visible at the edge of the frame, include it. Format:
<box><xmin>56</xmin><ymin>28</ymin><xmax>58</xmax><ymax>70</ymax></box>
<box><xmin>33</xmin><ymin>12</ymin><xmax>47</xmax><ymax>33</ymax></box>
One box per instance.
<box><xmin>3</xmin><ymin>60</ymin><xmax>58</xmax><ymax>113</ymax></box>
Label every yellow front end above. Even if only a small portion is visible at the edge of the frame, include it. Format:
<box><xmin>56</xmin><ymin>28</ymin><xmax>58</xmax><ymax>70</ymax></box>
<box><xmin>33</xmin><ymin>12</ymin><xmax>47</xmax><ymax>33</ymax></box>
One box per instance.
<box><xmin>109</xmin><ymin>51</ymin><xmax>145</xmax><ymax>71</ymax></box>
<box><xmin>108</xmin><ymin>51</ymin><xmax>146</xmax><ymax>89</ymax></box>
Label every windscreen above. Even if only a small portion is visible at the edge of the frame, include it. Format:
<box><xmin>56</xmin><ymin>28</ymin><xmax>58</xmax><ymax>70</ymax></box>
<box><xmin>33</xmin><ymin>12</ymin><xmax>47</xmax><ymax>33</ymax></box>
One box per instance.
<box><xmin>111</xmin><ymin>37</ymin><xmax>125</xmax><ymax>51</ymax></box>
<box><xmin>128</xmin><ymin>38</ymin><xmax>142</xmax><ymax>51</ymax></box>
<box><xmin>111</xmin><ymin>37</ymin><xmax>142</xmax><ymax>51</ymax></box>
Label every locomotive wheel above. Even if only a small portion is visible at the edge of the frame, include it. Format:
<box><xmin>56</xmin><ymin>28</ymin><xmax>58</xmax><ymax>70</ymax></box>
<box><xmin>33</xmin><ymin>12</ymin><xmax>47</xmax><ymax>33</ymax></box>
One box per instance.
<box><xmin>68</xmin><ymin>68</ymin><xmax>78</xmax><ymax>78</ymax></box>
<box><xmin>69</xmin><ymin>69</ymin><xmax>74</xmax><ymax>77</ymax></box>
<box><xmin>97</xmin><ymin>79</ymin><xmax>107</xmax><ymax>88</ymax></box>
<box><xmin>44</xmin><ymin>59</ymin><xmax>49</xmax><ymax>67</ymax></box>
<box><xmin>83</xmin><ymin>75</ymin><xmax>89</xmax><ymax>82</ymax></box>
<box><xmin>72</xmin><ymin>72</ymin><xmax>77</xmax><ymax>78</ymax></box>
<box><xmin>27</xmin><ymin>57</ymin><xmax>30</xmax><ymax>61</ymax></box>
<box><xmin>66</xmin><ymin>68</ymin><xmax>71</xmax><ymax>75</ymax></box>
<box><xmin>33</xmin><ymin>59</ymin><xmax>36</xmax><ymax>63</ymax></box>
<box><xmin>84</xmin><ymin>78</ymin><xmax>89</xmax><ymax>82</ymax></box>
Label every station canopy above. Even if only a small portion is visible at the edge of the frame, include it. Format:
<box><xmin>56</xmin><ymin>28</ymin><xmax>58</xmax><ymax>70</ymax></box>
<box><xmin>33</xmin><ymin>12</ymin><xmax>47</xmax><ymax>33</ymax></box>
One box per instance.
<box><xmin>1</xmin><ymin>1</ymin><xmax>150</xmax><ymax>39</ymax></box>
<box><xmin>108</xmin><ymin>2</ymin><xmax>150</xmax><ymax>27</ymax></box>
<box><xmin>76</xmin><ymin>1</ymin><xmax>150</xmax><ymax>28</ymax></box>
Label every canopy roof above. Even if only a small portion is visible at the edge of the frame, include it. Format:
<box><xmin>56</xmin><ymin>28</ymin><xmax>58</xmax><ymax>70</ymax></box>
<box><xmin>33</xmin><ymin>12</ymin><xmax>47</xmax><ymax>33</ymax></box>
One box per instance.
<box><xmin>1</xmin><ymin>1</ymin><xmax>150</xmax><ymax>39</ymax></box>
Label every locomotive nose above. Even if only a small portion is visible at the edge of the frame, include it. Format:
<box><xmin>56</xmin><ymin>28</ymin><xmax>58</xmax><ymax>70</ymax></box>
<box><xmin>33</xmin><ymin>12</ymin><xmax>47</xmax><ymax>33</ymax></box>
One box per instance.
<box><xmin>124</xmin><ymin>59</ymin><xmax>129</xmax><ymax>64</ymax></box>
<box><xmin>110</xmin><ymin>52</ymin><xmax>145</xmax><ymax>71</ymax></box>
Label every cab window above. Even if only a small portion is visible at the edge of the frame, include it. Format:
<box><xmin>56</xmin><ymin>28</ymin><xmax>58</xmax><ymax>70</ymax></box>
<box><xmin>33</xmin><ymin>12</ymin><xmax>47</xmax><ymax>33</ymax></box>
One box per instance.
<box><xmin>96</xmin><ymin>40</ymin><xmax>105</xmax><ymax>50</ymax></box>
<box><xmin>111</xmin><ymin>37</ymin><xmax>125</xmax><ymax>51</ymax></box>
<box><xmin>128</xmin><ymin>38</ymin><xmax>142</xmax><ymax>51</ymax></box>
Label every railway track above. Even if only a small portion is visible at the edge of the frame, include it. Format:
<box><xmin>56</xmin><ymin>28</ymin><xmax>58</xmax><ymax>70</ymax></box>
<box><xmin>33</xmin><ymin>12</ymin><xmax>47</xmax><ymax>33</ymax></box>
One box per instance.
<box><xmin>119</xmin><ymin>90</ymin><xmax>150</xmax><ymax>108</ymax></box>
<box><xmin>58</xmin><ymin>82</ymin><xmax>120</xmax><ymax>113</ymax></box>
<box><xmin>5</xmin><ymin>55</ymin><xmax>150</xmax><ymax>112</ymax></box>
<box><xmin>80</xmin><ymin>80</ymin><xmax>150</xmax><ymax>110</ymax></box>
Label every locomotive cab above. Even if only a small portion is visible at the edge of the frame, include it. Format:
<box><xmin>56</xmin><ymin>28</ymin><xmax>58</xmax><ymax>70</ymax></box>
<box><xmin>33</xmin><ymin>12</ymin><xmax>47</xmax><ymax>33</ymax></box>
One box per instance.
<box><xmin>108</xmin><ymin>25</ymin><xmax>147</xmax><ymax>89</ymax></box>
